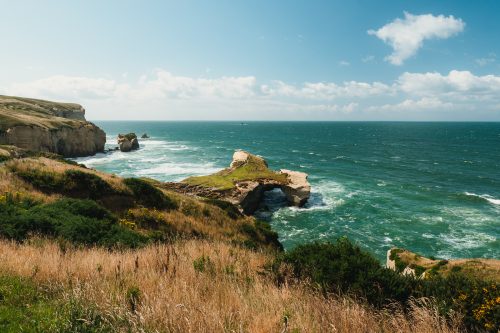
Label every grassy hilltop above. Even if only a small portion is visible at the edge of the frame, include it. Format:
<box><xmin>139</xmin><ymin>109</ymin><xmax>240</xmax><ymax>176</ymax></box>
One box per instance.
<box><xmin>0</xmin><ymin>95</ymin><xmax>85</xmax><ymax>131</ymax></box>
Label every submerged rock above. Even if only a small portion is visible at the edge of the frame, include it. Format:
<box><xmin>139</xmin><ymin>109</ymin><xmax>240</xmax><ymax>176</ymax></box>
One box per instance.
<box><xmin>165</xmin><ymin>150</ymin><xmax>311</xmax><ymax>214</ymax></box>
<box><xmin>118</xmin><ymin>133</ymin><xmax>139</xmax><ymax>152</ymax></box>
<box><xmin>141</xmin><ymin>133</ymin><xmax>150</xmax><ymax>139</ymax></box>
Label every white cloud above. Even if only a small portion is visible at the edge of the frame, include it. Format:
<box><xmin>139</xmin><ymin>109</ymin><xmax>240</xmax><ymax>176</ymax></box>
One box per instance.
<box><xmin>368</xmin><ymin>12</ymin><xmax>465</xmax><ymax>65</ymax></box>
<box><xmin>8</xmin><ymin>75</ymin><xmax>119</xmax><ymax>100</ymax></box>
<box><xmin>368</xmin><ymin>97</ymin><xmax>453</xmax><ymax>112</ymax></box>
<box><xmin>3</xmin><ymin>68</ymin><xmax>500</xmax><ymax>120</ymax></box>
<box><xmin>398</xmin><ymin>70</ymin><xmax>500</xmax><ymax>101</ymax></box>
<box><xmin>261</xmin><ymin>80</ymin><xmax>393</xmax><ymax>100</ymax></box>
<box><xmin>7</xmin><ymin>70</ymin><xmax>258</xmax><ymax>101</ymax></box>
<box><xmin>339</xmin><ymin>60</ymin><xmax>350</xmax><ymax>66</ymax></box>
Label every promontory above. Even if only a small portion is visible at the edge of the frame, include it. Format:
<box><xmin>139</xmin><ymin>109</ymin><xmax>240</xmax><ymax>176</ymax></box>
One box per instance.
<box><xmin>164</xmin><ymin>150</ymin><xmax>311</xmax><ymax>214</ymax></box>
<box><xmin>0</xmin><ymin>95</ymin><xmax>105</xmax><ymax>157</ymax></box>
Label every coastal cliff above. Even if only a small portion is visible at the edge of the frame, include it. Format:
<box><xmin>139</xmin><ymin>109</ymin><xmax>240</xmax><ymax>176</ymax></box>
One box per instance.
<box><xmin>0</xmin><ymin>95</ymin><xmax>105</xmax><ymax>157</ymax></box>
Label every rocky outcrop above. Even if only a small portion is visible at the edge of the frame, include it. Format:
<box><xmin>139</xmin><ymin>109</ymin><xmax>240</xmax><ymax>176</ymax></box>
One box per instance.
<box><xmin>117</xmin><ymin>133</ymin><xmax>139</xmax><ymax>152</ymax></box>
<box><xmin>387</xmin><ymin>248</ymin><xmax>500</xmax><ymax>281</ymax></box>
<box><xmin>0</xmin><ymin>95</ymin><xmax>105</xmax><ymax>157</ymax></box>
<box><xmin>141</xmin><ymin>133</ymin><xmax>150</xmax><ymax>139</ymax></box>
<box><xmin>280</xmin><ymin>169</ymin><xmax>311</xmax><ymax>206</ymax></box>
<box><xmin>165</xmin><ymin>150</ymin><xmax>311</xmax><ymax>214</ymax></box>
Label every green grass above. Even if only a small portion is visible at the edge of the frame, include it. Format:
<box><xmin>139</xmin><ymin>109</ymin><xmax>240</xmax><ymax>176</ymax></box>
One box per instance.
<box><xmin>184</xmin><ymin>155</ymin><xmax>287</xmax><ymax>190</ymax></box>
<box><xmin>0</xmin><ymin>275</ymin><xmax>121</xmax><ymax>332</ymax></box>
<box><xmin>12</xmin><ymin>167</ymin><xmax>117</xmax><ymax>199</ymax></box>
<box><xmin>124</xmin><ymin>177</ymin><xmax>178</xmax><ymax>210</ymax></box>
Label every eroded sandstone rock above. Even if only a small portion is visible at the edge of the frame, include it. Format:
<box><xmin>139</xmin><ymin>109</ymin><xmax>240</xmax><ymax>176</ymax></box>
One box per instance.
<box><xmin>118</xmin><ymin>133</ymin><xmax>139</xmax><ymax>152</ymax></box>
<box><xmin>164</xmin><ymin>150</ymin><xmax>311</xmax><ymax>214</ymax></box>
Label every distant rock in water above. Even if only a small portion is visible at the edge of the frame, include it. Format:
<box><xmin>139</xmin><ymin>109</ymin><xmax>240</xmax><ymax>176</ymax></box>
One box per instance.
<box><xmin>0</xmin><ymin>95</ymin><xmax>105</xmax><ymax>157</ymax></box>
<box><xmin>141</xmin><ymin>133</ymin><xmax>150</xmax><ymax>139</ymax></box>
<box><xmin>164</xmin><ymin>150</ymin><xmax>311</xmax><ymax>214</ymax></box>
<box><xmin>118</xmin><ymin>133</ymin><xmax>139</xmax><ymax>152</ymax></box>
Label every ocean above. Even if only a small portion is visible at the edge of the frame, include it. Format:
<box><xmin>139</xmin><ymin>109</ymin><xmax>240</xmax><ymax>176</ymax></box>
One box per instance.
<box><xmin>75</xmin><ymin>121</ymin><xmax>500</xmax><ymax>260</ymax></box>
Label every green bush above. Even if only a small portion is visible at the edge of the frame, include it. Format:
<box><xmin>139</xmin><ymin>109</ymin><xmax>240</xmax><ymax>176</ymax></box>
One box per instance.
<box><xmin>204</xmin><ymin>198</ymin><xmax>242</xmax><ymax>219</ymax></box>
<box><xmin>63</xmin><ymin>169</ymin><xmax>114</xmax><ymax>199</ymax></box>
<box><xmin>276</xmin><ymin>238</ymin><xmax>500</xmax><ymax>332</ymax></box>
<box><xmin>277</xmin><ymin>238</ymin><xmax>413</xmax><ymax>306</ymax></box>
<box><xmin>255</xmin><ymin>220</ymin><xmax>282</xmax><ymax>250</ymax></box>
<box><xmin>0</xmin><ymin>198</ymin><xmax>147</xmax><ymax>248</ymax></box>
<box><xmin>240</xmin><ymin>220</ymin><xmax>283</xmax><ymax>251</ymax></box>
<box><xmin>416</xmin><ymin>274</ymin><xmax>499</xmax><ymax>332</ymax></box>
<box><xmin>124</xmin><ymin>178</ymin><xmax>178</xmax><ymax>210</ymax></box>
<box><xmin>13</xmin><ymin>168</ymin><xmax>63</xmax><ymax>192</ymax></box>
<box><xmin>13</xmin><ymin>168</ymin><xmax>115</xmax><ymax>199</ymax></box>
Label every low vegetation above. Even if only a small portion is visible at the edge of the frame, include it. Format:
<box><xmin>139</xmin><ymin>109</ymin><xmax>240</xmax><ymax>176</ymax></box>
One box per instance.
<box><xmin>275</xmin><ymin>240</ymin><xmax>500</xmax><ymax>332</ymax></box>
<box><xmin>0</xmin><ymin>95</ymin><xmax>82</xmax><ymax>131</ymax></box>
<box><xmin>184</xmin><ymin>153</ymin><xmax>287</xmax><ymax>190</ymax></box>
<box><xmin>0</xmin><ymin>156</ymin><xmax>282</xmax><ymax>250</ymax></box>
<box><xmin>0</xmin><ymin>238</ymin><xmax>466</xmax><ymax>333</ymax></box>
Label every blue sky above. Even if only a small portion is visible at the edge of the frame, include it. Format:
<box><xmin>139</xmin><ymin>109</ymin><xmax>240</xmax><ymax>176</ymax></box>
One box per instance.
<box><xmin>1</xmin><ymin>0</ymin><xmax>500</xmax><ymax>120</ymax></box>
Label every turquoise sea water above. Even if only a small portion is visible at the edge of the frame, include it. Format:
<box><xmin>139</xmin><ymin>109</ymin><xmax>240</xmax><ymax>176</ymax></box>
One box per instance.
<box><xmin>76</xmin><ymin>122</ymin><xmax>500</xmax><ymax>260</ymax></box>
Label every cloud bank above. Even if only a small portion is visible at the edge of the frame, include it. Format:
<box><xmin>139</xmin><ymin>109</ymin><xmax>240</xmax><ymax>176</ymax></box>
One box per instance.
<box><xmin>368</xmin><ymin>12</ymin><xmax>465</xmax><ymax>65</ymax></box>
<box><xmin>3</xmin><ymin>69</ymin><xmax>500</xmax><ymax>120</ymax></box>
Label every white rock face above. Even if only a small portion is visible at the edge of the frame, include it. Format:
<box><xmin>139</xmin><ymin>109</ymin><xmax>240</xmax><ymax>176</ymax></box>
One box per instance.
<box><xmin>280</xmin><ymin>169</ymin><xmax>311</xmax><ymax>207</ymax></box>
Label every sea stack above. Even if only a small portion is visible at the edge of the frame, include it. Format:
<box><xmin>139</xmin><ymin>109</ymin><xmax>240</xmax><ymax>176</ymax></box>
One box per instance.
<box><xmin>118</xmin><ymin>133</ymin><xmax>140</xmax><ymax>152</ymax></box>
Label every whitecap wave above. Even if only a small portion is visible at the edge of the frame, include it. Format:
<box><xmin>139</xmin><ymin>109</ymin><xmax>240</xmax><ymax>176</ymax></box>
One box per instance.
<box><xmin>136</xmin><ymin>162</ymin><xmax>220</xmax><ymax>179</ymax></box>
<box><xmin>464</xmin><ymin>192</ymin><xmax>500</xmax><ymax>205</ymax></box>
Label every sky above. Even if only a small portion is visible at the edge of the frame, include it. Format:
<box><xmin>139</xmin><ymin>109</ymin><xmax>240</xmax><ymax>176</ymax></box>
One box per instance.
<box><xmin>1</xmin><ymin>0</ymin><xmax>500</xmax><ymax>121</ymax></box>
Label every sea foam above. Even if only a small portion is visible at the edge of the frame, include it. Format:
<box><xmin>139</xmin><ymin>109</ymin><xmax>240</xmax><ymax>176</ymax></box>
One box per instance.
<box><xmin>464</xmin><ymin>192</ymin><xmax>500</xmax><ymax>205</ymax></box>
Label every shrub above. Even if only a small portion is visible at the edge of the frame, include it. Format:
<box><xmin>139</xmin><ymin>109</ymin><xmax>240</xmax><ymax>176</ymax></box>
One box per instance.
<box><xmin>13</xmin><ymin>168</ymin><xmax>63</xmax><ymax>192</ymax></box>
<box><xmin>240</xmin><ymin>220</ymin><xmax>282</xmax><ymax>251</ymax></box>
<box><xmin>204</xmin><ymin>198</ymin><xmax>242</xmax><ymax>220</ymax></box>
<box><xmin>255</xmin><ymin>220</ymin><xmax>282</xmax><ymax>250</ymax></box>
<box><xmin>276</xmin><ymin>238</ymin><xmax>414</xmax><ymax>306</ymax></box>
<box><xmin>276</xmin><ymin>238</ymin><xmax>500</xmax><ymax>332</ymax></box>
<box><xmin>63</xmin><ymin>170</ymin><xmax>114</xmax><ymax>199</ymax></box>
<box><xmin>13</xmin><ymin>167</ymin><xmax>115</xmax><ymax>199</ymax></box>
<box><xmin>0</xmin><ymin>198</ymin><xmax>147</xmax><ymax>248</ymax></box>
<box><xmin>124</xmin><ymin>178</ymin><xmax>178</xmax><ymax>210</ymax></box>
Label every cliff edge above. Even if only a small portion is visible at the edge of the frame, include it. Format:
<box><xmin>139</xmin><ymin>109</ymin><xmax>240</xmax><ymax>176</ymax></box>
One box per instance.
<box><xmin>0</xmin><ymin>95</ymin><xmax>105</xmax><ymax>157</ymax></box>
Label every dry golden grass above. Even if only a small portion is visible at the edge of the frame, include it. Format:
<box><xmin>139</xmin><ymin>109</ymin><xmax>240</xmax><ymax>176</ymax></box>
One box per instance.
<box><xmin>0</xmin><ymin>238</ymin><xmax>462</xmax><ymax>333</ymax></box>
